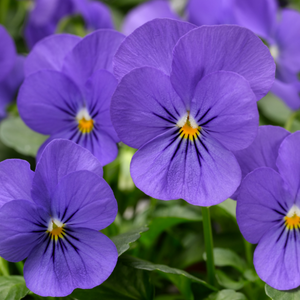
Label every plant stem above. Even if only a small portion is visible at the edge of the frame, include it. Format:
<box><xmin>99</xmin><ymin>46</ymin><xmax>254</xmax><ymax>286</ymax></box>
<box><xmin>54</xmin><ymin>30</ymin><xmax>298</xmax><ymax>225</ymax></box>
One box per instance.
<box><xmin>244</xmin><ymin>239</ymin><xmax>253</xmax><ymax>267</ymax></box>
<box><xmin>285</xmin><ymin>111</ymin><xmax>298</xmax><ymax>132</ymax></box>
<box><xmin>0</xmin><ymin>257</ymin><xmax>9</xmax><ymax>276</ymax></box>
<box><xmin>201</xmin><ymin>206</ymin><xmax>215</xmax><ymax>286</ymax></box>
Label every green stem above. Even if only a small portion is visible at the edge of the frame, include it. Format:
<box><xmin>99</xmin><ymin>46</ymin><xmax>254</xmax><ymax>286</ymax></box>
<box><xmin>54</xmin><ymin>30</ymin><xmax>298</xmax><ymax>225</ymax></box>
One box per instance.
<box><xmin>201</xmin><ymin>206</ymin><xmax>215</xmax><ymax>286</ymax></box>
<box><xmin>15</xmin><ymin>261</ymin><xmax>24</xmax><ymax>275</ymax></box>
<box><xmin>244</xmin><ymin>239</ymin><xmax>253</xmax><ymax>267</ymax></box>
<box><xmin>0</xmin><ymin>0</ymin><xmax>9</xmax><ymax>25</ymax></box>
<box><xmin>285</xmin><ymin>111</ymin><xmax>298</xmax><ymax>132</ymax></box>
<box><xmin>0</xmin><ymin>257</ymin><xmax>9</xmax><ymax>276</ymax></box>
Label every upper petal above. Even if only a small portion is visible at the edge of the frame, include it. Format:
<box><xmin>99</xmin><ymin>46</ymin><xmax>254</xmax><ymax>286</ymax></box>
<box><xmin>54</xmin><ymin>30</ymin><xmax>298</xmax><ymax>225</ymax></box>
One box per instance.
<box><xmin>32</xmin><ymin>139</ymin><xmax>103</xmax><ymax>211</ymax></box>
<box><xmin>62</xmin><ymin>29</ymin><xmax>125</xmax><ymax>89</ymax></box>
<box><xmin>51</xmin><ymin>170</ymin><xmax>117</xmax><ymax>230</ymax></box>
<box><xmin>24</xmin><ymin>34</ymin><xmax>81</xmax><ymax>77</ymax></box>
<box><xmin>0</xmin><ymin>160</ymin><xmax>34</xmax><ymax>208</ymax></box>
<box><xmin>171</xmin><ymin>25</ymin><xmax>275</xmax><ymax>103</ymax></box>
<box><xmin>113</xmin><ymin>18</ymin><xmax>196</xmax><ymax>81</ymax></box>
<box><xmin>131</xmin><ymin>128</ymin><xmax>241</xmax><ymax>206</ymax></box>
<box><xmin>24</xmin><ymin>228</ymin><xmax>118</xmax><ymax>297</ymax></box>
<box><xmin>111</xmin><ymin>67</ymin><xmax>186</xmax><ymax>149</ymax></box>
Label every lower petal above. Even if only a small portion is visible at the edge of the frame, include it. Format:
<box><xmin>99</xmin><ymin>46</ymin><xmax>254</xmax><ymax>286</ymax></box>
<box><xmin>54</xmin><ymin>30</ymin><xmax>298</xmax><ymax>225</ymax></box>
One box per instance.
<box><xmin>24</xmin><ymin>228</ymin><xmax>118</xmax><ymax>297</ymax></box>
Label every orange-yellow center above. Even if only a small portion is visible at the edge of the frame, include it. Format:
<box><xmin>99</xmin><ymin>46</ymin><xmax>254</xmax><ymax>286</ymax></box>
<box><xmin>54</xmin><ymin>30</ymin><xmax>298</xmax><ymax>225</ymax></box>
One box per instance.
<box><xmin>285</xmin><ymin>213</ymin><xmax>300</xmax><ymax>230</ymax></box>
<box><xmin>179</xmin><ymin>117</ymin><xmax>200</xmax><ymax>140</ymax></box>
<box><xmin>78</xmin><ymin>117</ymin><xmax>94</xmax><ymax>134</ymax></box>
<box><xmin>48</xmin><ymin>221</ymin><xmax>65</xmax><ymax>241</ymax></box>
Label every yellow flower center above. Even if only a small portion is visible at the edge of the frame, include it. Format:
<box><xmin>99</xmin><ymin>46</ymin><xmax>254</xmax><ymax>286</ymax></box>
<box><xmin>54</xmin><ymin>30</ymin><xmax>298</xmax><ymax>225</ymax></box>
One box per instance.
<box><xmin>48</xmin><ymin>220</ymin><xmax>65</xmax><ymax>241</ymax></box>
<box><xmin>78</xmin><ymin>117</ymin><xmax>94</xmax><ymax>133</ymax></box>
<box><xmin>285</xmin><ymin>213</ymin><xmax>300</xmax><ymax>230</ymax></box>
<box><xmin>177</xmin><ymin>112</ymin><xmax>200</xmax><ymax>140</ymax></box>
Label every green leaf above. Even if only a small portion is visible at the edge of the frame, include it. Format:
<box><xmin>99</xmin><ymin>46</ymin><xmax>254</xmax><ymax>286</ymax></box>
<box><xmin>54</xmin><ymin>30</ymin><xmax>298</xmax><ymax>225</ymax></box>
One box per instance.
<box><xmin>0</xmin><ymin>117</ymin><xmax>48</xmax><ymax>157</ymax></box>
<box><xmin>203</xmin><ymin>248</ymin><xmax>247</xmax><ymax>273</ymax></box>
<box><xmin>206</xmin><ymin>289</ymin><xmax>247</xmax><ymax>300</ymax></box>
<box><xmin>140</xmin><ymin>205</ymin><xmax>202</xmax><ymax>247</ymax></box>
<box><xmin>111</xmin><ymin>226</ymin><xmax>148</xmax><ymax>256</ymax></box>
<box><xmin>217</xmin><ymin>199</ymin><xmax>237</xmax><ymax>218</ymax></box>
<box><xmin>265</xmin><ymin>284</ymin><xmax>300</xmax><ymax>300</ymax></box>
<box><xmin>121</xmin><ymin>255</ymin><xmax>217</xmax><ymax>292</ymax></box>
<box><xmin>71</xmin><ymin>261</ymin><xmax>153</xmax><ymax>300</ymax></box>
<box><xmin>215</xmin><ymin>270</ymin><xmax>245</xmax><ymax>290</ymax></box>
<box><xmin>0</xmin><ymin>276</ymin><xmax>29</xmax><ymax>300</ymax></box>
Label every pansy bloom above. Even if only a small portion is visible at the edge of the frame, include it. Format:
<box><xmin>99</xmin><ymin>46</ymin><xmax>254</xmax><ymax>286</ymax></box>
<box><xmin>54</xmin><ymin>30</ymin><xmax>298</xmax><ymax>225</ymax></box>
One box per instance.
<box><xmin>18</xmin><ymin>30</ymin><xmax>125</xmax><ymax>165</ymax></box>
<box><xmin>111</xmin><ymin>20</ymin><xmax>275</xmax><ymax>206</ymax></box>
<box><xmin>24</xmin><ymin>0</ymin><xmax>113</xmax><ymax>49</ymax></box>
<box><xmin>237</xmin><ymin>131</ymin><xmax>300</xmax><ymax>290</ymax></box>
<box><xmin>0</xmin><ymin>139</ymin><xmax>118</xmax><ymax>296</ymax></box>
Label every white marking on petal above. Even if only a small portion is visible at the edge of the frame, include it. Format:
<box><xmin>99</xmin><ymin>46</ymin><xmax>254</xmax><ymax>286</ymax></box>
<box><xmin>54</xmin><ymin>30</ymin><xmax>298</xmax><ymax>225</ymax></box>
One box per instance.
<box><xmin>76</xmin><ymin>107</ymin><xmax>91</xmax><ymax>121</ymax></box>
<box><xmin>286</xmin><ymin>204</ymin><xmax>300</xmax><ymax>218</ymax></box>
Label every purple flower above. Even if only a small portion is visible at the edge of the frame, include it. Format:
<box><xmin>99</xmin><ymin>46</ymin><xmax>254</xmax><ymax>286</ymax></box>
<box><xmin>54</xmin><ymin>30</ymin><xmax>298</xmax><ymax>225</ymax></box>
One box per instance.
<box><xmin>111</xmin><ymin>20</ymin><xmax>275</xmax><ymax>205</ymax></box>
<box><xmin>236</xmin><ymin>131</ymin><xmax>300</xmax><ymax>290</ymax></box>
<box><xmin>0</xmin><ymin>139</ymin><xmax>118</xmax><ymax>296</ymax></box>
<box><xmin>24</xmin><ymin>0</ymin><xmax>113</xmax><ymax>49</ymax></box>
<box><xmin>18</xmin><ymin>30</ymin><xmax>125</xmax><ymax>165</ymax></box>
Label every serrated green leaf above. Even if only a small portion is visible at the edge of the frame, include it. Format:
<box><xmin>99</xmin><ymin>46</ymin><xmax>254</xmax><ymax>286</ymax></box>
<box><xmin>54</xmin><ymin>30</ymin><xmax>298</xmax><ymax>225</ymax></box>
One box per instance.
<box><xmin>71</xmin><ymin>261</ymin><xmax>153</xmax><ymax>300</ymax></box>
<box><xmin>206</xmin><ymin>289</ymin><xmax>247</xmax><ymax>300</ymax></box>
<box><xmin>203</xmin><ymin>248</ymin><xmax>247</xmax><ymax>273</ymax></box>
<box><xmin>0</xmin><ymin>276</ymin><xmax>29</xmax><ymax>300</ymax></box>
<box><xmin>121</xmin><ymin>255</ymin><xmax>217</xmax><ymax>292</ymax></box>
<box><xmin>215</xmin><ymin>270</ymin><xmax>245</xmax><ymax>290</ymax></box>
<box><xmin>0</xmin><ymin>117</ymin><xmax>48</xmax><ymax>157</ymax></box>
<box><xmin>140</xmin><ymin>205</ymin><xmax>202</xmax><ymax>247</ymax></box>
<box><xmin>265</xmin><ymin>284</ymin><xmax>300</xmax><ymax>300</ymax></box>
<box><xmin>111</xmin><ymin>226</ymin><xmax>148</xmax><ymax>256</ymax></box>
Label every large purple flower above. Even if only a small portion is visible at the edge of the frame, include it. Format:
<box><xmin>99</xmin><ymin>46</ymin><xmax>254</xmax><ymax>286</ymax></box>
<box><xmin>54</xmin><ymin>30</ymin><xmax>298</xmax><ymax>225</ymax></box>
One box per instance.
<box><xmin>19</xmin><ymin>30</ymin><xmax>125</xmax><ymax>165</ymax></box>
<box><xmin>24</xmin><ymin>0</ymin><xmax>113</xmax><ymax>49</ymax></box>
<box><xmin>237</xmin><ymin>131</ymin><xmax>300</xmax><ymax>290</ymax></box>
<box><xmin>0</xmin><ymin>139</ymin><xmax>118</xmax><ymax>296</ymax></box>
<box><xmin>111</xmin><ymin>20</ymin><xmax>275</xmax><ymax>206</ymax></box>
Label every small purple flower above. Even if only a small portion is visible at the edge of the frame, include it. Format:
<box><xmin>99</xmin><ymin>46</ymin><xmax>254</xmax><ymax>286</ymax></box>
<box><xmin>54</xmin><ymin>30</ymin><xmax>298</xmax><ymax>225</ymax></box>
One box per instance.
<box><xmin>18</xmin><ymin>30</ymin><xmax>125</xmax><ymax>165</ymax></box>
<box><xmin>0</xmin><ymin>139</ymin><xmax>118</xmax><ymax>296</ymax></box>
<box><xmin>236</xmin><ymin>131</ymin><xmax>300</xmax><ymax>290</ymax></box>
<box><xmin>111</xmin><ymin>20</ymin><xmax>275</xmax><ymax>205</ymax></box>
<box><xmin>24</xmin><ymin>0</ymin><xmax>113</xmax><ymax>49</ymax></box>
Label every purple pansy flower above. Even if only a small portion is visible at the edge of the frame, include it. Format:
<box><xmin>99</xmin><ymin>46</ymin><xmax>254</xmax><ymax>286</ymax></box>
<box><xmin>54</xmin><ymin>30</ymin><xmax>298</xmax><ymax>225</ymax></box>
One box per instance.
<box><xmin>24</xmin><ymin>0</ymin><xmax>113</xmax><ymax>49</ymax></box>
<box><xmin>237</xmin><ymin>131</ymin><xmax>300</xmax><ymax>290</ymax></box>
<box><xmin>0</xmin><ymin>139</ymin><xmax>118</xmax><ymax>296</ymax></box>
<box><xmin>18</xmin><ymin>30</ymin><xmax>125</xmax><ymax>165</ymax></box>
<box><xmin>111</xmin><ymin>20</ymin><xmax>275</xmax><ymax>205</ymax></box>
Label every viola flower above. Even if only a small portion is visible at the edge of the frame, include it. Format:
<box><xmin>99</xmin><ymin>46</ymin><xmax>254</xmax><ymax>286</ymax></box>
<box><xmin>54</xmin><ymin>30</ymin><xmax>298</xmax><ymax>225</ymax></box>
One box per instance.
<box><xmin>19</xmin><ymin>30</ymin><xmax>125</xmax><ymax>165</ymax></box>
<box><xmin>24</xmin><ymin>0</ymin><xmax>113</xmax><ymax>49</ymax></box>
<box><xmin>237</xmin><ymin>131</ymin><xmax>300</xmax><ymax>290</ymax></box>
<box><xmin>231</xmin><ymin>125</ymin><xmax>290</xmax><ymax>199</ymax></box>
<box><xmin>0</xmin><ymin>139</ymin><xmax>118</xmax><ymax>296</ymax></box>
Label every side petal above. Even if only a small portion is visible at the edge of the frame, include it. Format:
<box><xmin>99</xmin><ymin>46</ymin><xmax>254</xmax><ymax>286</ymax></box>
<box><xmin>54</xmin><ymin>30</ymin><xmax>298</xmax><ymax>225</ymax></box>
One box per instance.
<box><xmin>24</xmin><ymin>34</ymin><xmax>81</xmax><ymax>77</ymax></box>
<box><xmin>0</xmin><ymin>160</ymin><xmax>34</xmax><ymax>208</ymax></box>
<box><xmin>0</xmin><ymin>200</ymin><xmax>48</xmax><ymax>262</ymax></box>
<box><xmin>51</xmin><ymin>170</ymin><xmax>117</xmax><ymax>230</ymax></box>
<box><xmin>32</xmin><ymin>139</ymin><xmax>103</xmax><ymax>211</ymax></box>
<box><xmin>171</xmin><ymin>25</ymin><xmax>275</xmax><ymax>103</ymax></box>
<box><xmin>276</xmin><ymin>132</ymin><xmax>300</xmax><ymax>200</ymax></box>
<box><xmin>122</xmin><ymin>0</ymin><xmax>180</xmax><ymax>35</ymax></box>
<box><xmin>17</xmin><ymin>70</ymin><xmax>84</xmax><ymax>135</ymax></box>
<box><xmin>111</xmin><ymin>67</ymin><xmax>186</xmax><ymax>149</ymax></box>
<box><xmin>24</xmin><ymin>229</ymin><xmax>118</xmax><ymax>297</ymax></box>
<box><xmin>113</xmin><ymin>18</ymin><xmax>196</xmax><ymax>81</ymax></box>
<box><xmin>190</xmin><ymin>71</ymin><xmax>258</xmax><ymax>151</ymax></box>
<box><xmin>254</xmin><ymin>223</ymin><xmax>300</xmax><ymax>290</ymax></box>
<box><xmin>236</xmin><ymin>167</ymin><xmax>292</xmax><ymax>244</ymax></box>
<box><xmin>131</xmin><ymin>128</ymin><xmax>241</xmax><ymax>206</ymax></box>
<box><xmin>62</xmin><ymin>29</ymin><xmax>125</xmax><ymax>89</ymax></box>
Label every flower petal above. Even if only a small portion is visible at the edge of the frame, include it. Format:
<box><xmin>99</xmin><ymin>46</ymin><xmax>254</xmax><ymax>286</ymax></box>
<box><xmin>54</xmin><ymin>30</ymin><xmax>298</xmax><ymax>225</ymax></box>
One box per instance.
<box><xmin>171</xmin><ymin>25</ymin><xmax>275</xmax><ymax>103</ymax></box>
<box><xmin>0</xmin><ymin>160</ymin><xmax>34</xmax><ymax>208</ymax></box>
<box><xmin>18</xmin><ymin>70</ymin><xmax>83</xmax><ymax>135</ymax></box>
<box><xmin>51</xmin><ymin>170</ymin><xmax>117</xmax><ymax>230</ymax></box>
<box><xmin>62</xmin><ymin>29</ymin><xmax>125</xmax><ymax>89</ymax></box>
<box><xmin>122</xmin><ymin>0</ymin><xmax>179</xmax><ymax>35</ymax></box>
<box><xmin>276</xmin><ymin>131</ymin><xmax>300</xmax><ymax>200</ymax></box>
<box><xmin>24</xmin><ymin>228</ymin><xmax>118</xmax><ymax>297</ymax></box>
<box><xmin>0</xmin><ymin>200</ymin><xmax>48</xmax><ymax>262</ymax></box>
<box><xmin>254</xmin><ymin>223</ymin><xmax>300</xmax><ymax>290</ymax></box>
<box><xmin>32</xmin><ymin>139</ymin><xmax>103</xmax><ymax>211</ymax></box>
<box><xmin>113</xmin><ymin>19</ymin><xmax>196</xmax><ymax>81</ymax></box>
<box><xmin>190</xmin><ymin>71</ymin><xmax>258</xmax><ymax>151</ymax></box>
<box><xmin>237</xmin><ymin>167</ymin><xmax>292</xmax><ymax>244</ymax></box>
<box><xmin>24</xmin><ymin>34</ymin><xmax>81</xmax><ymax>77</ymax></box>
<box><xmin>131</xmin><ymin>128</ymin><xmax>241</xmax><ymax>206</ymax></box>
<box><xmin>111</xmin><ymin>67</ymin><xmax>186</xmax><ymax>149</ymax></box>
